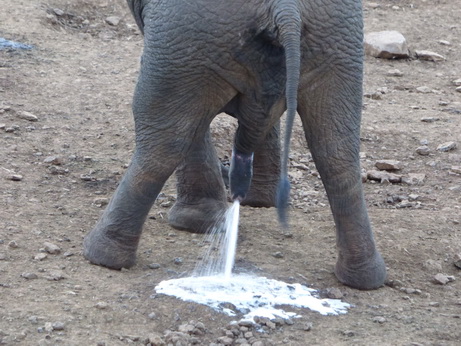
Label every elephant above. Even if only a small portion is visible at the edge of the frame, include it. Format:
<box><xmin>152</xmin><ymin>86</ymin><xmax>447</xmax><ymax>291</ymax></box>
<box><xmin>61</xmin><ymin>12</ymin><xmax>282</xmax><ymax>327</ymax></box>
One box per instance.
<box><xmin>83</xmin><ymin>0</ymin><xmax>387</xmax><ymax>290</ymax></box>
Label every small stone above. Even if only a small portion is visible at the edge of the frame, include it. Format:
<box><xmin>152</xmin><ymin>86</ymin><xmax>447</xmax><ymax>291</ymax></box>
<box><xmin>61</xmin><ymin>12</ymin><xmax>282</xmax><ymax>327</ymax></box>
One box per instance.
<box><xmin>439</xmin><ymin>40</ymin><xmax>451</xmax><ymax>46</ymax></box>
<box><xmin>0</xmin><ymin>253</ymin><xmax>7</xmax><ymax>260</ymax></box>
<box><xmin>173</xmin><ymin>257</ymin><xmax>183</xmax><ymax>265</ymax></box>
<box><xmin>45</xmin><ymin>270</ymin><xmax>65</xmax><ymax>281</ymax></box>
<box><xmin>21</xmin><ymin>272</ymin><xmax>38</xmax><ymax>280</ymax></box>
<box><xmin>451</xmin><ymin>166</ymin><xmax>461</xmax><ymax>174</ymax></box>
<box><xmin>8</xmin><ymin>240</ymin><xmax>19</xmax><ymax>248</ymax></box>
<box><xmin>95</xmin><ymin>302</ymin><xmax>109</xmax><ymax>310</ymax></box>
<box><xmin>386</xmin><ymin>69</ymin><xmax>403</xmax><ymax>77</ymax></box>
<box><xmin>52</xmin><ymin>322</ymin><xmax>65</xmax><ymax>331</ymax></box>
<box><xmin>148</xmin><ymin>263</ymin><xmax>161</xmax><ymax>269</ymax></box>
<box><xmin>17</xmin><ymin>111</ymin><xmax>38</xmax><ymax>122</ymax></box>
<box><xmin>437</xmin><ymin>141</ymin><xmax>457</xmax><ymax>152</ymax></box>
<box><xmin>34</xmin><ymin>253</ymin><xmax>48</xmax><ymax>261</ymax></box>
<box><xmin>415</xmin><ymin>146</ymin><xmax>430</xmax><ymax>156</ymax></box>
<box><xmin>148</xmin><ymin>333</ymin><xmax>165</xmax><ymax>346</ymax></box>
<box><xmin>454</xmin><ymin>254</ymin><xmax>461</xmax><ymax>269</ymax></box>
<box><xmin>456</xmin><ymin>86</ymin><xmax>461</xmax><ymax>93</ymax></box>
<box><xmin>364</xmin><ymin>31</ymin><xmax>409</xmax><ymax>59</ymax></box>
<box><xmin>272</xmin><ymin>251</ymin><xmax>284</xmax><ymax>258</ymax></box>
<box><xmin>342</xmin><ymin>330</ymin><xmax>355</xmax><ymax>337</ymax></box>
<box><xmin>401</xmin><ymin>173</ymin><xmax>425</xmax><ymax>185</ymax></box>
<box><xmin>415</xmin><ymin>50</ymin><xmax>446</xmax><ymax>62</ymax></box>
<box><xmin>367</xmin><ymin>170</ymin><xmax>402</xmax><ymax>183</ymax></box>
<box><xmin>8</xmin><ymin>174</ymin><xmax>23</xmax><ymax>181</ymax></box>
<box><xmin>44</xmin><ymin>242</ymin><xmax>61</xmax><ymax>254</ymax></box>
<box><xmin>433</xmin><ymin>273</ymin><xmax>450</xmax><ymax>285</ymax></box>
<box><xmin>325</xmin><ymin>287</ymin><xmax>343</xmax><ymax>299</ymax></box>
<box><xmin>416</xmin><ymin>86</ymin><xmax>432</xmax><ymax>94</ymax></box>
<box><xmin>375</xmin><ymin>159</ymin><xmax>401</xmax><ymax>171</ymax></box>
<box><xmin>63</xmin><ymin>251</ymin><xmax>74</xmax><ymax>257</ymax></box>
<box><xmin>217</xmin><ymin>336</ymin><xmax>234</xmax><ymax>345</ymax></box>
<box><xmin>372</xmin><ymin>316</ymin><xmax>386</xmax><ymax>324</ymax></box>
<box><xmin>44</xmin><ymin>322</ymin><xmax>53</xmax><ymax>333</ymax></box>
<box><xmin>148</xmin><ymin>312</ymin><xmax>156</xmax><ymax>319</ymax></box>
<box><xmin>43</xmin><ymin>156</ymin><xmax>62</xmax><ymax>165</ymax></box>
<box><xmin>93</xmin><ymin>198</ymin><xmax>109</xmax><ymax>207</ymax></box>
<box><xmin>452</xmin><ymin>79</ymin><xmax>461</xmax><ymax>86</ymax></box>
<box><xmin>421</xmin><ymin>117</ymin><xmax>439</xmax><ymax>123</ymax></box>
<box><xmin>105</xmin><ymin>16</ymin><xmax>121</xmax><ymax>26</ymax></box>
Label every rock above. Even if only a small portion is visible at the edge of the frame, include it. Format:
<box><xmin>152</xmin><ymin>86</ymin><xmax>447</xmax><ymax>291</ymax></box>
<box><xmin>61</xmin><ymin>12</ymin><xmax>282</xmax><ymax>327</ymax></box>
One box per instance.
<box><xmin>34</xmin><ymin>253</ymin><xmax>48</xmax><ymax>261</ymax></box>
<box><xmin>454</xmin><ymin>254</ymin><xmax>461</xmax><ymax>269</ymax></box>
<box><xmin>105</xmin><ymin>16</ymin><xmax>121</xmax><ymax>26</ymax></box>
<box><xmin>173</xmin><ymin>257</ymin><xmax>183</xmax><ymax>265</ymax></box>
<box><xmin>148</xmin><ymin>263</ymin><xmax>161</xmax><ymax>269</ymax></box>
<box><xmin>364</xmin><ymin>31</ymin><xmax>409</xmax><ymax>59</ymax></box>
<box><xmin>7</xmin><ymin>174</ymin><xmax>23</xmax><ymax>181</ymax></box>
<box><xmin>437</xmin><ymin>141</ymin><xmax>457</xmax><ymax>152</ymax></box>
<box><xmin>8</xmin><ymin>240</ymin><xmax>19</xmax><ymax>248</ymax></box>
<box><xmin>325</xmin><ymin>287</ymin><xmax>343</xmax><ymax>299</ymax></box>
<box><xmin>17</xmin><ymin>111</ymin><xmax>38</xmax><ymax>122</ymax></box>
<box><xmin>452</xmin><ymin>79</ymin><xmax>461</xmax><ymax>86</ymax></box>
<box><xmin>433</xmin><ymin>273</ymin><xmax>453</xmax><ymax>285</ymax></box>
<box><xmin>386</xmin><ymin>69</ymin><xmax>403</xmax><ymax>77</ymax></box>
<box><xmin>44</xmin><ymin>242</ymin><xmax>61</xmax><ymax>254</ymax></box>
<box><xmin>367</xmin><ymin>170</ymin><xmax>402</xmax><ymax>183</ymax></box>
<box><xmin>421</xmin><ymin>117</ymin><xmax>439</xmax><ymax>123</ymax></box>
<box><xmin>375</xmin><ymin>159</ymin><xmax>401</xmax><ymax>171</ymax></box>
<box><xmin>439</xmin><ymin>40</ymin><xmax>451</xmax><ymax>46</ymax></box>
<box><xmin>52</xmin><ymin>322</ymin><xmax>65</xmax><ymax>331</ymax></box>
<box><xmin>415</xmin><ymin>50</ymin><xmax>446</xmax><ymax>62</ymax></box>
<box><xmin>272</xmin><ymin>251</ymin><xmax>284</xmax><ymax>258</ymax></box>
<box><xmin>0</xmin><ymin>253</ymin><xmax>7</xmax><ymax>260</ymax></box>
<box><xmin>93</xmin><ymin>198</ymin><xmax>109</xmax><ymax>207</ymax></box>
<box><xmin>21</xmin><ymin>272</ymin><xmax>38</xmax><ymax>280</ymax></box>
<box><xmin>450</xmin><ymin>166</ymin><xmax>461</xmax><ymax>174</ymax></box>
<box><xmin>401</xmin><ymin>173</ymin><xmax>425</xmax><ymax>185</ymax></box>
<box><xmin>416</xmin><ymin>86</ymin><xmax>432</xmax><ymax>94</ymax></box>
<box><xmin>44</xmin><ymin>322</ymin><xmax>53</xmax><ymax>333</ymax></box>
<box><xmin>456</xmin><ymin>86</ymin><xmax>461</xmax><ymax>93</ymax></box>
<box><xmin>372</xmin><ymin>316</ymin><xmax>386</xmax><ymax>324</ymax></box>
<box><xmin>217</xmin><ymin>336</ymin><xmax>234</xmax><ymax>345</ymax></box>
<box><xmin>45</xmin><ymin>270</ymin><xmax>65</xmax><ymax>281</ymax></box>
<box><xmin>43</xmin><ymin>156</ymin><xmax>62</xmax><ymax>165</ymax></box>
<box><xmin>148</xmin><ymin>333</ymin><xmax>165</xmax><ymax>346</ymax></box>
<box><xmin>416</xmin><ymin>146</ymin><xmax>430</xmax><ymax>156</ymax></box>
<box><xmin>95</xmin><ymin>302</ymin><xmax>109</xmax><ymax>310</ymax></box>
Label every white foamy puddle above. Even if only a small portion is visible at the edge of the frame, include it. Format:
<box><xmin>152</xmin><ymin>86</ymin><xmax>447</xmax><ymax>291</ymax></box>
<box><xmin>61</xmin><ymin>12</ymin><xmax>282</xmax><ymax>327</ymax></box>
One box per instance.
<box><xmin>155</xmin><ymin>274</ymin><xmax>350</xmax><ymax>320</ymax></box>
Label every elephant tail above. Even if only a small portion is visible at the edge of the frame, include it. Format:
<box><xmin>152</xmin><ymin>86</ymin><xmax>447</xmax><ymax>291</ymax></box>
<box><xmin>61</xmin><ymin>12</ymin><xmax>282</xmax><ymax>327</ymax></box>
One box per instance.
<box><xmin>127</xmin><ymin>0</ymin><xmax>145</xmax><ymax>34</ymax></box>
<box><xmin>273</xmin><ymin>0</ymin><xmax>302</xmax><ymax>227</ymax></box>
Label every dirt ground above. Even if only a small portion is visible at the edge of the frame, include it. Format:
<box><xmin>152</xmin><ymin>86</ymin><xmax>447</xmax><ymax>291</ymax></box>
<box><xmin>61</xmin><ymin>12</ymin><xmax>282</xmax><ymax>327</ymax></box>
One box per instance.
<box><xmin>1</xmin><ymin>1</ymin><xmax>460</xmax><ymax>345</ymax></box>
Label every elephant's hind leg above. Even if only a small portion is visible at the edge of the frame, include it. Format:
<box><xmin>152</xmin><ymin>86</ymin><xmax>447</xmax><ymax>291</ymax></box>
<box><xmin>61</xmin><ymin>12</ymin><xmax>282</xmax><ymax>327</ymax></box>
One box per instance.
<box><xmin>168</xmin><ymin>129</ymin><xmax>228</xmax><ymax>233</ymax></box>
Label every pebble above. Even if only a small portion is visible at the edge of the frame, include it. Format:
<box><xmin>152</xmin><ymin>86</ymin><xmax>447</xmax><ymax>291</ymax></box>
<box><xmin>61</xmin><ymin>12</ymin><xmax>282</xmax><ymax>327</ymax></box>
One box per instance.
<box><xmin>439</xmin><ymin>40</ymin><xmax>451</xmax><ymax>46</ymax></box>
<box><xmin>421</xmin><ymin>117</ymin><xmax>439</xmax><ymax>123</ymax></box>
<box><xmin>456</xmin><ymin>86</ymin><xmax>461</xmax><ymax>93</ymax></box>
<box><xmin>325</xmin><ymin>287</ymin><xmax>343</xmax><ymax>299</ymax></box>
<box><xmin>0</xmin><ymin>253</ymin><xmax>7</xmax><ymax>260</ymax></box>
<box><xmin>367</xmin><ymin>170</ymin><xmax>402</xmax><ymax>183</ymax></box>
<box><xmin>147</xmin><ymin>263</ymin><xmax>161</xmax><ymax>269</ymax></box>
<box><xmin>95</xmin><ymin>302</ymin><xmax>109</xmax><ymax>310</ymax></box>
<box><xmin>415</xmin><ymin>50</ymin><xmax>446</xmax><ymax>62</ymax></box>
<box><xmin>52</xmin><ymin>321</ymin><xmax>65</xmax><ymax>331</ymax></box>
<box><xmin>416</xmin><ymin>146</ymin><xmax>430</xmax><ymax>156</ymax></box>
<box><xmin>8</xmin><ymin>240</ymin><xmax>19</xmax><ymax>248</ymax></box>
<box><xmin>437</xmin><ymin>141</ymin><xmax>457</xmax><ymax>152</ymax></box>
<box><xmin>272</xmin><ymin>251</ymin><xmax>284</xmax><ymax>258</ymax></box>
<box><xmin>44</xmin><ymin>242</ymin><xmax>61</xmax><ymax>254</ymax></box>
<box><xmin>416</xmin><ymin>86</ymin><xmax>432</xmax><ymax>94</ymax></box>
<box><xmin>34</xmin><ymin>253</ymin><xmax>48</xmax><ymax>261</ymax></box>
<box><xmin>45</xmin><ymin>270</ymin><xmax>65</xmax><ymax>281</ymax></box>
<box><xmin>433</xmin><ymin>273</ymin><xmax>455</xmax><ymax>285</ymax></box>
<box><xmin>93</xmin><ymin>198</ymin><xmax>109</xmax><ymax>207</ymax></box>
<box><xmin>21</xmin><ymin>272</ymin><xmax>38</xmax><ymax>280</ymax></box>
<box><xmin>17</xmin><ymin>111</ymin><xmax>38</xmax><ymax>122</ymax></box>
<box><xmin>454</xmin><ymin>254</ymin><xmax>461</xmax><ymax>269</ymax></box>
<box><xmin>386</xmin><ymin>69</ymin><xmax>403</xmax><ymax>77</ymax></box>
<box><xmin>375</xmin><ymin>159</ymin><xmax>401</xmax><ymax>171</ymax></box>
<box><xmin>401</xmin><ymin>173</ymin><xmax>425</xmax><ymax>185</ymax></box>
<box><xmin>43</xmin><ymin>156</ymin><xmax>62</xmax><ymax>165</ymax></box>
<box><xmin>372</xmin><ymin>316</ymin><xmax>387</xmax><ymax>324</ymax></box>
<box><xmin>8</xmin><ymin>174</ymin><xmax>23</xmax><ymax>181</ymax></box>
<box><xmin>452</xmin><ymin>79</ymin><xmax>461</xmax><ymax>86</ymax></box>
<box><xmin>364</xmin><ymin>31</ymin><xmax>409</xmax><ymax>59</ymax></box>
<box><xmin>173</xmin><ymin>257</ymin><xmax>183</xmax><ymax>265</ymax></box>
<box><xmin>105</xmin><ymin>16</ymin><xmax>121</xmax><ymax>26</ymax></box>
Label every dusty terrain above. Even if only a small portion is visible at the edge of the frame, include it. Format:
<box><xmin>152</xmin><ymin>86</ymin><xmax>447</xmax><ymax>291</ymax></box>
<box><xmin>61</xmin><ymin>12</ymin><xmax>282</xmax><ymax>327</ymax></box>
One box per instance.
<box><xmin>1</xmin><ymin>1</ymin><xmax>460</xmax><ymax>345</ymax></box>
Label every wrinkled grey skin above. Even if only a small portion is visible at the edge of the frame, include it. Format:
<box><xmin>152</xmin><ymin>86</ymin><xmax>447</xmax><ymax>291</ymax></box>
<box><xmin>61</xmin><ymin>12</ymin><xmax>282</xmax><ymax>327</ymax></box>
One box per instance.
<box><xmin>84</xmin><ymin>0</ymin><xmax>387</xmax><ymax>290</ymax></box>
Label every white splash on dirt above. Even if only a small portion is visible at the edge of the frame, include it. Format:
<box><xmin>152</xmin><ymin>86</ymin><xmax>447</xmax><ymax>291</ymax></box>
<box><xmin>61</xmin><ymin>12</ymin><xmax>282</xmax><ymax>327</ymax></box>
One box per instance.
<box><xmin>156</xmin><ymin>201</ymin><xmax>349</xmax><ymax>320</ymax></box>
<box><xmin>155</xmin><ymin>274</ymin><xmax>349</xmax><ymax>320</ymax></box>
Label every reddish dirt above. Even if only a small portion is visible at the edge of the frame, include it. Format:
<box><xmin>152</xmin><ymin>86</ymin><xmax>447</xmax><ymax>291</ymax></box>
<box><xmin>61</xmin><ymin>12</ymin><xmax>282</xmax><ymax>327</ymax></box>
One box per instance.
<box><xmin>1</xmin><ymin>1</ymin><xmax>460</xmax><ymax>345</ymax></box>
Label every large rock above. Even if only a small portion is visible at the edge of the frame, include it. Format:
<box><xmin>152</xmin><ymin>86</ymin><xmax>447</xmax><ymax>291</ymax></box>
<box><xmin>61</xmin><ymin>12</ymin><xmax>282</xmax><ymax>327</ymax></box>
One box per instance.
<box><xmin>364</xmin><ymin>31</ymin><xmax>409</xmax><ymax>59</ymax></box>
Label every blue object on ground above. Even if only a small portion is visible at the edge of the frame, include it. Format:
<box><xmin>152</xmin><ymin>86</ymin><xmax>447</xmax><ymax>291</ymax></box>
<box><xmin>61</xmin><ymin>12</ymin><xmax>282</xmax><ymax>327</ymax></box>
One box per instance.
<box><xmin>0</xmin><ymin>37</ymin><xmax>33</xmax><ymax>50</ymax></box>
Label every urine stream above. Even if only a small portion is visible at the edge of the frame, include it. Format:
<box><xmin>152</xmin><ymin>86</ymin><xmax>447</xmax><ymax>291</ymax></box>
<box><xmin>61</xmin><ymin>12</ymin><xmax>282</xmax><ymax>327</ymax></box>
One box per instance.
<box><xmin>155</xmin><ymin>201</ymin><xmax>350</xmax><ymax>320</ymax></box>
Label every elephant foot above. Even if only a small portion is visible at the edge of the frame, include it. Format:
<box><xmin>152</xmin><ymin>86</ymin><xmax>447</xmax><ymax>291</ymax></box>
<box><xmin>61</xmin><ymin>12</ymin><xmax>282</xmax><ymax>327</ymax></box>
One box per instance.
<box><xmin>83</xmin><ymin>228</ymin><xmax>139</xmax><ymax>270</ymax></box>
<box><xmin>168</xmin><ymin>199</ymin><xmax>228</xmax><ymax>233</ymax></box>
<box><xmin>334</xmin><ymin>251</ymin><xmax>387</xmax><ymax>290</ymax></box>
